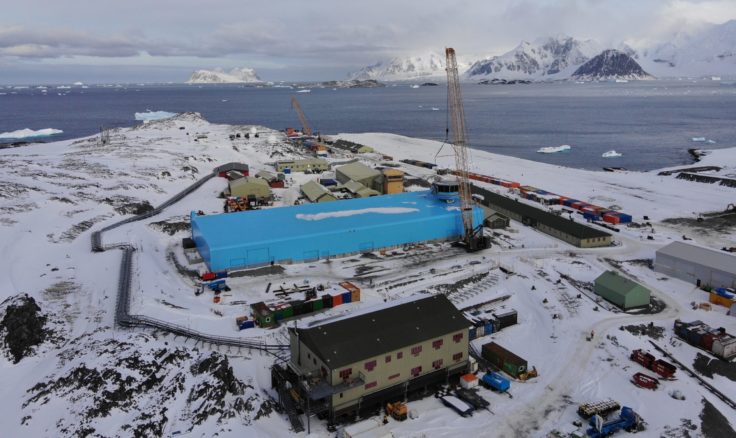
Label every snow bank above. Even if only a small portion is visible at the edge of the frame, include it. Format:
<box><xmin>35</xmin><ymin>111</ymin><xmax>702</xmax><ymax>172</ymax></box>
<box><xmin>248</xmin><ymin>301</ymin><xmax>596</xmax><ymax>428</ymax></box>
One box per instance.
<box><xmin>0</xmin><ymin>128</ymin><xmax>63</xmax><ymax>140</ymax></box>
<box><xmin>296</xmin><ymin>207</ymin><xmax>419</xmax><ymax>221</ymax></box>
<box><xmin>602</xmin><ymin>150</ymin><xmax>622</xmax><ymax>158</ymax></box>
<box><xmin>134</xmin><ymin>110</ymin><xmax>177</xmax><ymax>122</ymax></box>
<box><xmin>537</xmin><ymin>144</ymin><xmax>571</xmax><ymax>154</ymax></box>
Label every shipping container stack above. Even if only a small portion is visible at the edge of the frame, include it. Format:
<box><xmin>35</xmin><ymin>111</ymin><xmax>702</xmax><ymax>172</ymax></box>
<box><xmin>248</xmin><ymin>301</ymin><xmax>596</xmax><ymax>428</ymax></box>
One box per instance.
<box><xmin>466</xmin><ymin>309</ymin><xmax>517</xmax><ymax>340</ymax></box>
<box><xmin>709</xmin><ymin>288</ymin><xmax>736</xmax><ymax>308</ymax></box>
<box><xmin>674</xmin><ymin>319</ymin><xmax>736</xmax><ymax>360</ymax></box>
<box><xmin>481</xmin><ymin>342</ymin><xmax>528</xmax><ymax>379</ymax></box>
<box><xmin>244</xmin><ymin>282</ymin><xmax>361</xmax><ymax>330</ymax></box>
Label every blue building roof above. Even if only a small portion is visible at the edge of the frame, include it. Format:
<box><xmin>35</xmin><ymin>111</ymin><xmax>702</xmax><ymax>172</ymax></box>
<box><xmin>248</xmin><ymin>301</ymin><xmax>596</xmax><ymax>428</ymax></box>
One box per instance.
<box><xmin>191</xmin><ymin>190</ymin><xmax>483</xmax><ymax>271</ymax></box>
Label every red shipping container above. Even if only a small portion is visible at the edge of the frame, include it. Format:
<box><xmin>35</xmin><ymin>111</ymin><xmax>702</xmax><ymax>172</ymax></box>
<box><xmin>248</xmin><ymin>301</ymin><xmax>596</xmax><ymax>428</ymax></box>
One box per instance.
<box><xmin>332</xmin><ymin>293</ymin><xmax>343</xmax><ymax>306</ymax></box>
<box><xmin>510</xmin><ymin>182</ymin><xmax>521</xmax><ymax>188</ymax></box>
<box><xmin>202</xmin><ymin>272</ymin><xmax>217</xmax><ymax>281</ymax></box>
<box><xmin>603</xmin><ymin>214</ymin><xmax>621</xmax><ymax>225</ymax></box>
<box><xmin>702</xmin><ymin>332</ymin><xmax>715</xmax><ymax>351</ymax></box>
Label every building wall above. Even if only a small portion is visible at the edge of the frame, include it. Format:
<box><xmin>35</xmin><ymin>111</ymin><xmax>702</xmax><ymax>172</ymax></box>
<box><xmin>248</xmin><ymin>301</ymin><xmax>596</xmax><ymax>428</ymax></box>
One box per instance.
<box><xmin>275</xmin><ymin>160</ymin><xmax>329</xmax><ymax>172</ymax></box>
<box><xmin>328</xmin><ymin>329</ymin><xmax>469</xmax><ymax>412</ymax></box>
<box><xmin>655</xmin><ymin>253</ymin><xmax>736</xmax><ymax>289</ymax></box>
<box><xmin>594</xmin><ymin>281</ymin><xmax>650</xmax><ymax>310</ymax></box>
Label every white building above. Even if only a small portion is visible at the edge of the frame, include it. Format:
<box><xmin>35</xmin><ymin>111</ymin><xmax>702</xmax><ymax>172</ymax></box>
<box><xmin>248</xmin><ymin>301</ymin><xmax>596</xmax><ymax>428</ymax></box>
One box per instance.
<box><xmin>655</xmin><ymin>241</ymin><xmax>736</xmax><ymax>289</ymax></box>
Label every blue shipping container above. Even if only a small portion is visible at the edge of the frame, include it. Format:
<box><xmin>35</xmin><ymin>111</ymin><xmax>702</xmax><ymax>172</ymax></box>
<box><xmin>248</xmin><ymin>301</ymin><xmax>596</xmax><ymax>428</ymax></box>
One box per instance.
<box><xmin>239</xmin><ymin>320</ymin><xmax>255</xmax><ymax>330</ymax></box>
<box><xmin>583</xmin><ymin>212</ymin><xmax>600</xmax><ymax>221</ymax></box>
<box><xmin>215</xmin><ymin>271</ymin><xmax>228</xmax><ymax>279</ymax></box>
<box><xmin>484</xmin><ymin>321</ymin><xmax>494</xmax><ymax>336</ymax></box>
<box><xmin>468</xmin><ymin>327</ymin><xmax>477</xmax><ymax>340</ymax></box>
<box><xmin>342</xmin><ymin>291</ymin><xmax>352</xmax><ymax>304</ymax></box>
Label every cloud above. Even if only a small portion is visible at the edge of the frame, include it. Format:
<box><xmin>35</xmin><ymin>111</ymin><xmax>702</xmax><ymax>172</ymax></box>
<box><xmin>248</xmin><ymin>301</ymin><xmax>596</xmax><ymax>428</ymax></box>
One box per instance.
<box><xmin>0</xmin><ymin>26</ymin><xmax>143</xmax><ymax>58</ymax></box>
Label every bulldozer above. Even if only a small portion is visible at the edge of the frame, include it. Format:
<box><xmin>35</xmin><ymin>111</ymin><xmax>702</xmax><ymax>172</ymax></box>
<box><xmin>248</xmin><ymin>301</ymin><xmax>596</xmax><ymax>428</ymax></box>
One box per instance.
<box><xmin>385</xmin><ymin>401</ymin><xmax>408</xmax><ymax>421</ymax></box>
<box><xmin>518</xmin><ymin>366</ymin><xmax>539</xmax><ymax>381</ymax></box>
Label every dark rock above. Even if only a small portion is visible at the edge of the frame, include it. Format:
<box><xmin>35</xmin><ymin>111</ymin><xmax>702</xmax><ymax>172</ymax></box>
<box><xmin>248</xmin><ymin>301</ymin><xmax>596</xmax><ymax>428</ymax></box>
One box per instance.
<box><xmin>572</xmin><ymin>49</ymin><xmax>653</xmax><ymax>80</ymax></box>
<box><xmin>0</xmin><ymin>294</ymin><xmax>49</xmax><ymax>363</ymax></box>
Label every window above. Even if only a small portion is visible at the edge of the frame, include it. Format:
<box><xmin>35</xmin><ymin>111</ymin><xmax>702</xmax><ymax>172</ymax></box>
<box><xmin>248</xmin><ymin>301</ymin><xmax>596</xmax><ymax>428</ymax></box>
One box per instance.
<box><xmin>340</xmin><ymin>393</ymin><xmax>343</xmax><ymax>398</ymax></box>
<box><xmin>397</xmin><ymin>352</ymin><xmax>403</xmax><ymax>360</ymax></box>
<box><xmin>411</xmin><ymin>366</ymin><xmax>422</xmax><ymax>377</ymax></box>
<box><xmin>453</xmin><ymin>332</ymin><xmax>464</xmax><ymax>343</ymax></box>
<box><xmin>411</xmin><ymin>345</ymin><xmax>422</xmax><ymax>356</ymax></box>
<box><xmin>365</xmin><ymin>381</ymin><xmax>377</xmax><ymax>390</ymax></box>
<box><xmin>389</xmin><ymin>373</ymin><xmax>400</xmax><ymax>380</ymax></box>
<box><xmin>339</xmin><ymin>368</ymin><xmax>352</xmax><ymax>380</ymax></box>
<box><xmin>453</xmin><ymin>352</ymin><xmax>463</xmax><ymax>361</ymax></box>
<box><xmin>364</xmin><ymin>360</ymin><xmax>377</xmax><ymax>371</ymax></box>
<box><xmin>385</xmin><ymin>355</ymin><xmax>391</xmax><ymax>363</ymax></box>
<box><xmin>432</xmin><ymin>339</ymin><xmax>443</xmax><ymax>350</ymax></box>
<box><xmin>432</xmin><ymin>359</ymin><xmax>444</xmax><ymax>369</ymax></box>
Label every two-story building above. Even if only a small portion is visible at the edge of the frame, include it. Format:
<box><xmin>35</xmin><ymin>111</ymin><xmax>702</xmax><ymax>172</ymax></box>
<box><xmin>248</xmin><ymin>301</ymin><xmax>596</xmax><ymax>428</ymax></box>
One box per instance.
<box><xmin>282</xmin><ymin>294</ymin><xmax>471</xmax><ymax>423</ymax></box>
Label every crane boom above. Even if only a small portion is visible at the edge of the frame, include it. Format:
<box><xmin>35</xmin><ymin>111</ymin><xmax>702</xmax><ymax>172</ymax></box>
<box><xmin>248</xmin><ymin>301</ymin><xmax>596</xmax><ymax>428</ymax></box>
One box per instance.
<box><xmin>445</xmin><ymin>47</ymin><xmax>476</xmax><ymax>247</ymax></box>
<box><xmin>290</xmin><ymin>96</ymin><xmax>313</xmax><ymax>136</ymax></box>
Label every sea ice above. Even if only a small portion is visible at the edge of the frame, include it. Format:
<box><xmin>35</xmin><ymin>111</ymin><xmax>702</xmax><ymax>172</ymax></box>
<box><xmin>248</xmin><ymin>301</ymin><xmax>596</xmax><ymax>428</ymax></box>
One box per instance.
<box><xmin>134</xmin><ymin>110</ymin><xmax>177</xmax><ymax>122</ymax></box>
<box><xmin>691</xmin><ymin>137</ymin><xmax>706</xmax><ymax>142</ymax></box>
<box><xmin>537</xmin><ymin>144</ymin><xmax>571</xmax><ymax>154</ymax></box>
<box><xmin>602</xmin><ymin>150</ymin><xmax>623</xmax><ymax>158</ymax></box>
<box><xmin>0</xmin><ymin>128</ymin><xmax>63</xmax><ymax>140</ymax></box>
<box><xmin>296</xmin><ymin>89</ymin><xmax>311</xmax><ymax>93</ymax></box>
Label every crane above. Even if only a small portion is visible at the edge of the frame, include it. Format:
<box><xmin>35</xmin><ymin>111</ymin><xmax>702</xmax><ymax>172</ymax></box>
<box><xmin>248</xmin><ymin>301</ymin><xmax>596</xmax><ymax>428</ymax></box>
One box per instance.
<box><xmin>445</xmin><ymin>47</ymin><xmax>489</xmax><ymax>251</ymax></box>
<box><xmin>290</xmin><ymin>96</ymin><xmax>313</xmax><ymax>137</ymax></box>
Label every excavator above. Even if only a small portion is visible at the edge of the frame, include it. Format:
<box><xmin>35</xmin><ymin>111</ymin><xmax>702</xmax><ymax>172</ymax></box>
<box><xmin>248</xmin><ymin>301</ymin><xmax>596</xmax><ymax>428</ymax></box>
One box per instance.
<box><xmin>385</xmin><ymin>401</ymin><xmax>408</xmax><ymax>421</ymax></box>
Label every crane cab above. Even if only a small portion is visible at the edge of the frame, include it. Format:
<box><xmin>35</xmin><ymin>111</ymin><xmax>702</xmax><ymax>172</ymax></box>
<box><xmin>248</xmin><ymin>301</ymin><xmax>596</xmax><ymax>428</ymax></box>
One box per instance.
<box><xmin>432</xmin><ymin>180</ymin><xmax>460</xmax><ymax>202</ymax></box>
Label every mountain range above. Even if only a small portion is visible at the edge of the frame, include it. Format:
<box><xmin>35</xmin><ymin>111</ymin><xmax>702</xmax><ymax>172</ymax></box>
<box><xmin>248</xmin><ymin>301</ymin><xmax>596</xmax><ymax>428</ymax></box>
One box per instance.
<box><xmin>347</xmin><ymin>20</ymin><xmax>736</xmax><ymax>82</ymax></box>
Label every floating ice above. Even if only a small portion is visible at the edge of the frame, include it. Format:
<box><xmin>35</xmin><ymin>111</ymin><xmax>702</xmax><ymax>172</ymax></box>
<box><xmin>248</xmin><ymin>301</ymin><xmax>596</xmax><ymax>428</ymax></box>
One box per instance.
<box><xmin>602</xmin><ymin>150</ymin><xmax>623</xmax><ymax>158</ymax></box>
<box><xmin>691</xmin><ymin>137</ymin><xmax>706</xmax><ymax>142</ymax></box>
<box><xmin>537</xmin><ymin>144</ymin><xmax>571</xmax><ymax>154</ymax></box>
<box><xmin>431</xmin><ymin>107</ymin><xmax>440</xmax><ymax>111</ymax></box>
<box><xmin>0</xmin><ymin>128</ymin><xmax>63</xmax><ymax>140</ymax></box>
<box><xmin>134</xmin><ymin>110</ymin><xmax>177</xmax><ymax>122</ymax></box>
<box><xmin>706</xmin><ymin>139</ymin><xmax>717</xmax><ymax>144</ymax></box>
<box><xmin>296</xmin><ymin>207</ymin><xmax>419</xmax><ymax>221</ymax></box>
<box><xmin>410</xmin><ymin>84</ymin><xmax>420</xmax><ymax>89</ymax></box>
<box><xmin>296</xmin><ymin>89</ymin><xmax>311</xmax><ymax>93</ymax></box>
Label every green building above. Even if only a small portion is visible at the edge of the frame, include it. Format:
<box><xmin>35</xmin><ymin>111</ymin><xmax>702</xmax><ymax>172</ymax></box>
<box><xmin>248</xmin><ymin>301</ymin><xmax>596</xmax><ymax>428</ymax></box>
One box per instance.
<box><xmin>594</xmin><ymin>271</ymin><xmax>651</xmax><ymax>310</ymax></box>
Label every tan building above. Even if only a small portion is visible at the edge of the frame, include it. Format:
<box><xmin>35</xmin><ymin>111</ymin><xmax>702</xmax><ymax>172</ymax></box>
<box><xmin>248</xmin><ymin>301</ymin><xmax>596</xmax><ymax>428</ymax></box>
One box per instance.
<box><xmin>285</xmin><ymin>295</ymin><xmax>470</xmax><ymax>422</ymax></box>
<box><xmin>382</xmin><ymin>168</ymin><xmax>404</xmax><ymax>194</ymax></box>
<box><xmin>335</xmin><ymin>162</ymin><xmax>381</xmax><ymax>189</ymax></box>
<box><xmin>301</xmin><ymin>180</ymin><xmax>337</xmax><ymax>203</ymax></box>
<box><xmin>343</xmin><ymin>180</ymin><xmax>380</xmax><ymax>198</ymax></box>
<box><xmin>274</xmin><ymin>158</ymin><xmax>329</xmax><ymax>173</ymax></box>
<box><xmin>227</xmin><ymin>177</ymin><xmax>272</xmax><ymax>201</ymax></box>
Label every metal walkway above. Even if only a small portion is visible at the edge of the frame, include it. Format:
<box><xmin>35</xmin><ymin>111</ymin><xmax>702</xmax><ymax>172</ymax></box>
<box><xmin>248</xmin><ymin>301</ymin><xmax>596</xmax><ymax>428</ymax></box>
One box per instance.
<box><xmin>92</xmin><ymin>171</ymin><xmax>288</xmax><ymax>352</ymax></box>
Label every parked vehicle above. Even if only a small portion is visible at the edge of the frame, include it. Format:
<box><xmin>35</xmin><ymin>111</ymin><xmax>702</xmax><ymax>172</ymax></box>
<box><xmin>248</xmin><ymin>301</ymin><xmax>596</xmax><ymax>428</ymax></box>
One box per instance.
<box><xmin>586</xmin><ymin>406</ymin><xmax>643</xmax><ymax>438</ymax></box>
<box><xmin>630</xmin><ymin>349</ymin><xmax>677</xmax><ymax>379</ymax></box>
<box><xmin>578</xmin><ymin>400</ymin><xmax>621</xmax><ymax>419</ymax></box>
<box><xmin>480</xmin><ymin>372</ymin><xmax>510</xmax><ymax>393</ymax></box>
<box><xmin>631</xmin><ymin>372</ymin><xmax>659</xmax><ymax>390</ymax></box>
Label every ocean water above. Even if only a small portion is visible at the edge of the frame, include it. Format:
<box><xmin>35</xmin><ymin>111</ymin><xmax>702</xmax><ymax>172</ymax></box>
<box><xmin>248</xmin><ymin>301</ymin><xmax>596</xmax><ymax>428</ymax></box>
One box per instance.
<box><xmin>1</xmin><ymin>80</ymin><xmax>735</xmax><ymax>171</ymax></box>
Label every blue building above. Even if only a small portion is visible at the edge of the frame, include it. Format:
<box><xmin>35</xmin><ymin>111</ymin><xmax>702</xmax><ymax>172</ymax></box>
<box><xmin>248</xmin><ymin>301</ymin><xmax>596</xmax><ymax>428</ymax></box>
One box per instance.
<box><xmin>191</xmin><ymin>190</ymin><xmax>484</xmax><ymax>272</ymax></box>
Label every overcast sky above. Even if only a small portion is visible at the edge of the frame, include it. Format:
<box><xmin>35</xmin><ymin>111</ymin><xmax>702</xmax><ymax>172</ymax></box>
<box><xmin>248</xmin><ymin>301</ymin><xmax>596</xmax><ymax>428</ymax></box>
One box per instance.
<box><xmin>1</xmin><ymin>0</ymin><xmax>735</xmax><ymax>84</ymax></box>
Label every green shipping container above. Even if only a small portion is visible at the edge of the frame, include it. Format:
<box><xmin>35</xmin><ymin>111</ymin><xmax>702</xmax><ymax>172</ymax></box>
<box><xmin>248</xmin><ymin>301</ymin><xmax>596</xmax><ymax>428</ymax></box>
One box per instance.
<box><xmin>282</xmin><ymin>305</ymin><xmax>294</xmax><ymax>318</ymax></box>
<box><xmin>311</xmin><ymin>299</ymin><xmax>324</xmax><ymax>311</ymax></box>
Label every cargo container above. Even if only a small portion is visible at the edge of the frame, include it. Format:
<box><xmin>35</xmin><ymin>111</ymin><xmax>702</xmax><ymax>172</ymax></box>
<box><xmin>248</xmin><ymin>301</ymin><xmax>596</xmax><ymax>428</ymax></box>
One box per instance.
<box><xmin>251</xmin><ymin>302</ymin><xmax>275</xmax><ymax>328</ymax></box>
<box><xmin>651</xmin><ymin>359</ymin><xmax>677</xmax><ymax>379</ymax></box>
<box><xmin>709</xmin><ymin>292</ymin><xmax>736</xmax><ymax>308</ymax></box>
<box><xmin>493</xmin><ymin>310</ymin><xmax>518</xmax><ymax>330</ymax></box>
<box><xmin>616</xmin><ymin>213</ymin><xmax>632</xmax><ymax>223</ymax></box>
<box><xmin>468</xmin><ymin>325</ymin><xmax>477</xmax><ymax>340</ymax></box>
<box><xmin>484</xmin><ymin>320</ymin><xmax>494</xmax><ymax>336</ymax></box>
<box><xmin>602</xmin><ymin>214</ymin><xmax>621</xmax><ymax>225</ymax></box>
<box><xmin>311</xmin><ymin>298</ymin><xmax>324</xmax><ymax>311</ymax></box>
<box><xmin>340</xmin><ymin>281</ymin><xmax>361</xmax><ymax>302</ymax></box>
<box><xmin>342</xmin><ymin>291</ymin><xmax>352</xmax><ymax>304</ymax></box>
<box><xmin>274</xmin><ymin>308</ymin><xmax>285</xmax><ymax>321</ymax></box>
<box><xmin>563</xmin><ymin>199</ymin><xmax>578</xmax><ymax>207</ymax></box>
<box><xmin>201</xmin><ymin>272</ymin><xmax>217</xmax><ymax>281</ymax></box>
<box><xmin>713</xmin><ymin>335</ymin><xmax>736</xmax><ymax>360</ymax></box>
<box><xmin>239</xmin><ymin>320</ymin><xmax>255</xmax><ymax>330</ymax></box>
<box><xmin>333</xmin><ymin>293</ymin><xmax>343</xmax><ymax>306</ymax></box>
<box><xmin>282</xmin><ymin>304</ymin><xmax>294</xmax><ymax>319</ymax></box>
<box><xmin>322</xmin><ymin>294</ymin><xmax>333</xmax><ymax>308</ymax></box>
<box><xmin>482</xmin><ymin>342</ymin><xmax>528</xmax><ymax>378</ymax></box>
<box><xmin>509</xmin><ymin>182</ymin><xmax>521</xmax><ymax>188</ymax></box>
<box><xmin>235</xmin><ymin>315</ymin><xmax>249</xmax><ymax>326</ymax></box>
<box><xmin>460</xmin><ymin>373</ymin><xmax>479</xmax><ymax>389</ymax></box>
<box><xmin>584</xmin><ymin>212</ymin><xmax>601</xmax><ymax>221</ymax></box>
<box><xmin>630</xmin><ymin>349</ymin><xmax>655</xmax><ymax>369</ymax></box>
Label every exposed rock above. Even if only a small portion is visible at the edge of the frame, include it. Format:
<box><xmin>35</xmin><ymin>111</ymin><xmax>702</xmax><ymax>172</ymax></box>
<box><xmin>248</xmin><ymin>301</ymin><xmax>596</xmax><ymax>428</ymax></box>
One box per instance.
<box><xmin>0</xmin><ymin>294</ymin><xmax>50</xmax><ymax>363</ymax></box>
<box><xmin>572</xmin><ymin>49</ymin><xmax>654</xmax><ymax>81</ymax></box>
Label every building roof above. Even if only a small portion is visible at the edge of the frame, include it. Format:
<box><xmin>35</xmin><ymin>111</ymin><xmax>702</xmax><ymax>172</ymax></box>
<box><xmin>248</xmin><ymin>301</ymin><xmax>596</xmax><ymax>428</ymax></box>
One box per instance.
<box><xmin>343</xmin><ymin>180</ymin><xmax>366</xmax><ymax>194</ymax></box>
<box><xmin>471</xmin><ymin>186</ymin><xmax>610</xmax><ymax>240</ymax></box>
<box><xmin>595</xmin><ymin>270</ymin><xmax>650</xmax><ymax>295</ymax></box>
<box><xmin>229</xmin><ymin>176</ymin><xmax>270</xmax><ymax>191</ymax></box>
<box><xmin>356</xmin><ymin>187</ymin><xmax>380</xmax><ymax>198</ymax></box>
<box><xmin>301</xmin><ymin>180</ymin><xmax>333</xmax><ymax>202</ymax></box>
<box><xmin>255</xmin><ymin>170</ymin><xmax>276</xmax><ymax>181</ymax></box>
<box><xmin>336</xmin><ymin>162</ymin><xmax>381</xmax><ymax>181</ymax></box>
<box><xmin>214</xmin><ymin>162</ymin><xmax>249</xmax><ymax>173</ymax></box>
<box><xmin>276</xmin><ymin>158</ymin><xmax>328</xmax><ymax>166</ymax></box>
<box><xmin>382</xmin><ymin>169</ymin><xmax>404</xmax><ymax>177</ymax></box>
<box><xmin>294</xmin><ymin>295</ymin><xmax>470</xmax><ymax>369</ymax></box>
<box><xmin>657</xmin><ymin>241</ymin><xmax>736</xmax><ymax>276</ymax></box>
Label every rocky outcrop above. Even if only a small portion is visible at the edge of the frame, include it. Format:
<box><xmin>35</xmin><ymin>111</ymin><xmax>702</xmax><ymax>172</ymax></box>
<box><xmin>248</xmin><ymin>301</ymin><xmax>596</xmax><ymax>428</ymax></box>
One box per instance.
<box><xmin>0</xmin><ymin>294</ymin><xmax>50</xmax><ymax>363</ymax></box>
<box><xmin>571</xmin><ymin>49</ymin><xmax>654</xmax><ymax>81</ymax></box>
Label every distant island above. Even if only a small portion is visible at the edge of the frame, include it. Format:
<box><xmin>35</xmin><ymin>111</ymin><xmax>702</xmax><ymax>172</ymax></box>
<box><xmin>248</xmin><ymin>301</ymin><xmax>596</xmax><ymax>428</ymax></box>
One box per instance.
<box><xmin>187</xmin><ymin>67</ymin><xmax>262</xmax><ymax>84</ymax></box>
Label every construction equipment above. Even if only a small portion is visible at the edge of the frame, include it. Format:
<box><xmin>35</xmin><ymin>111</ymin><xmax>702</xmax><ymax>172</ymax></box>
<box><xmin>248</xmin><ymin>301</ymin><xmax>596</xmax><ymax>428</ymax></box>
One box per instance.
<box><xmin>385</xmin><ymin>401</ymin><xmax>408</xmax><ymax>421</ymax></box>
<box><xmin>577</xmin><ymin>400</ymin><xmax>621</xmax><ymax>419</ymax></box>
<box><xmin>586</xmin><ymin>406</ymin><xmax>643</xmax><ymax>437</ymax></box>
<box><xmin>518</xmin><ymin>366</ymin><xmax>538</xmax><ymax>381</ymax></box>
<box><xmin>290</xmin><ymin>96</ymin><xmax>314</xmax><ymax>137</ymax></box>
<box><xmin>444</xmin><ymin>47</ymin><xmax>490</xmax><ymax>252</ymax></box>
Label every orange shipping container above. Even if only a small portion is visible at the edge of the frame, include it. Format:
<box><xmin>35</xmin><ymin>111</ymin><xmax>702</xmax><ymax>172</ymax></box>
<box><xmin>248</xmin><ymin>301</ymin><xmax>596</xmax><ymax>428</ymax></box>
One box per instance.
<box><xmin>340</xmin><ymin>281</ymin><xmax>361</xmax><ymax>302</ymax></box>
<box><xmin>603</xmin><ymin>214</ymin><xmax>620</xmax><ymax>224</ymax></box>
<box><xmin>709</xmin><ymin>292</ymin><xmax>736</xmax><ymax>308</ymax></box>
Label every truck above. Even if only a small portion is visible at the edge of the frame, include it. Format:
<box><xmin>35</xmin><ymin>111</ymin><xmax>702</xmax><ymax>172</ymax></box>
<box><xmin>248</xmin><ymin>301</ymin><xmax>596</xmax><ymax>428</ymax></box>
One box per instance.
<box><xmin>577</xmin><ymin>400</ymin><xmax>620</xmax><ymax>419</ymax></box>
<box><xmin>586</xmin><ymin>406</ymin><xmax>643</xmax><ymax>438</ymax></box>
<box><xmin>480</xmin><ymin>372</ymin><xmax>510</xmax><ymax>393</ymax></box>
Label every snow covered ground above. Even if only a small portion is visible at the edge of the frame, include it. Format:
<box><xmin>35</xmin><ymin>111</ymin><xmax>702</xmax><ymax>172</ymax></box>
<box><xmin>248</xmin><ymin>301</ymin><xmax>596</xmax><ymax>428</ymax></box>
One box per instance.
<box><xmin>1</xmin><ymin>114</ymin><xmax>735</xmax><ymax>437</ymax></box>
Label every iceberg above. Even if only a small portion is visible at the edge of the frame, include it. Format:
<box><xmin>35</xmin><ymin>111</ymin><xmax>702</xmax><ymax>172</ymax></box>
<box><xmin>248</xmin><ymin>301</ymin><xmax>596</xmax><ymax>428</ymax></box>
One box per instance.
<box><xmin>537</xmin><ymin>145</ymin><xmax>571</xmax><ymax>154</ymax></box>
<box><xmin>602</xmin><ymin>150</ymin><xmax>622</xmax><ymax>158</ymax></box>
<box><xmin>296</xmin><ymin>89</ymin><xmax>311</xmax><ymax>93</ymax></box>
<box><xmin>691</xmin><ymin>137</ymin><xmax>706</xmax><ymax>142</ymax></box>
<box><xmin>0</xmin><ymin>128</ymin><xmax>63</xmax><ymax>140</ymax></box>
<box><xmin>134</xmin><ymin>110</ymin><xmax>177</xmax><ymax>122</ymax></box>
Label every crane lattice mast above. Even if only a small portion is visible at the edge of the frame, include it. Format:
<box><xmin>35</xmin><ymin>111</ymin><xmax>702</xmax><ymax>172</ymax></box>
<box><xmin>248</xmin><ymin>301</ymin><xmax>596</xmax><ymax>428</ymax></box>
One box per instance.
<box><xmin>445</xmin><ymin>47</ymin><xmax>475</xmax><ymax>246</ymax></box>
<box><xmin>290</xmin><ymin>96</ymin><xmax>313</xmax><ymax>136</ymax></box>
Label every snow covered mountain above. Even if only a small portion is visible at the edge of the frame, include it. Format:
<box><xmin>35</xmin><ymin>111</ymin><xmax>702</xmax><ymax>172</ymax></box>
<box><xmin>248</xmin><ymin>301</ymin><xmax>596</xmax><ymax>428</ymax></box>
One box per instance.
<box><xmin>465</xmin><ymin>36</ymin><xmax>602</xmax><ymax>81</ymax></box>
<box><xmin>348</xmin><ymin>52</ymin><xmax>460</xmax><ymax>82</ymax></box>
<box><xmin>637</xmin><ymin>20</ymin><xmax>736</xmax><ymax>78</ymax></box>
<box><xmin>187</xmin><ymin>67</ymin><xmax>262</xmax><ymax>84</ymax></box>
<box><xmin>572</xmin><ymin>49</ymin><xmax>654</xmax><ymax>81</ymax></box>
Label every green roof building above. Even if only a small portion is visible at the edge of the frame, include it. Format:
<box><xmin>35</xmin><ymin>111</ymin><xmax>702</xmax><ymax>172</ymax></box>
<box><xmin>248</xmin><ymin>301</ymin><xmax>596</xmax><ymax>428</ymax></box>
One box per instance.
<box><xmin>228</xmin><ymin>177</ymin><xmax>272</xmax><ymax>200</ymax></box>
<box><xmin>335</xmin><ymin>162</ymin><xmax>382</xmax><ymax>189</ymax></box>
<box><xmin>594</xmin><ymin>270</ymin><xmax>651</xmax><ymax>310</ymax></box>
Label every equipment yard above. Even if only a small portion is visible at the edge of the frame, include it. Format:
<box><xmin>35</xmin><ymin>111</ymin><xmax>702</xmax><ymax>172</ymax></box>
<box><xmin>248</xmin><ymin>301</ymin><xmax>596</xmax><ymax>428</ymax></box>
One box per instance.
<box><xmin>2</xmin><ymin>100</ymin><xmax>736</xmax><ymax>436</ymax></box>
